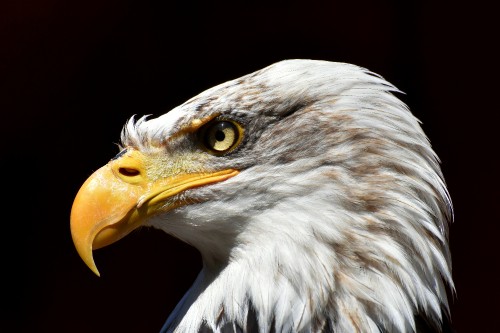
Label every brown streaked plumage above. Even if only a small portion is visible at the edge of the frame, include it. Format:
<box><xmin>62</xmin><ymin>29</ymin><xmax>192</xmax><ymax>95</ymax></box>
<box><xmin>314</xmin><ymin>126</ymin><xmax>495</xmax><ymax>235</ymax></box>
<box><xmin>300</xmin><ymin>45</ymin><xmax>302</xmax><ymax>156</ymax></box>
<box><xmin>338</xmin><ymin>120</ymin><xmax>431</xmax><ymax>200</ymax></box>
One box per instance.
<box><xmin>71</xmin><ymin>60</ymin><xmax>454</xmax><ymax>332</ymax></box>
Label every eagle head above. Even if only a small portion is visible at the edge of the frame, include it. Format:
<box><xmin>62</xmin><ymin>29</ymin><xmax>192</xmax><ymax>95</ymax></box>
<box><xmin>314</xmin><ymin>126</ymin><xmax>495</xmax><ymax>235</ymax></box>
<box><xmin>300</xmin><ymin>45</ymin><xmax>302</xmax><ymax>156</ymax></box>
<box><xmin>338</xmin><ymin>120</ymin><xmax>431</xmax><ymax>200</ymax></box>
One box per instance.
<box><xmin>71</xmin><ymin>60</ymin><xmax>453</xmax><ymax>333</ymax></box>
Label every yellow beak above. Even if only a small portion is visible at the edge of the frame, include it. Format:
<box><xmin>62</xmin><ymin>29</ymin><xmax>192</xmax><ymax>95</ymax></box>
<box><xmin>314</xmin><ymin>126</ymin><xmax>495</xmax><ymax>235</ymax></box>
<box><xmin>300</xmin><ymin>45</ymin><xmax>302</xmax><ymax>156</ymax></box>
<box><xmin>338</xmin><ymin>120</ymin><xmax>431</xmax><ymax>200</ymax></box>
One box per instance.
<box><xmin>70</xmin><ymin>148</ymin><xmax>238</xmax><ymax>276</ymax></box>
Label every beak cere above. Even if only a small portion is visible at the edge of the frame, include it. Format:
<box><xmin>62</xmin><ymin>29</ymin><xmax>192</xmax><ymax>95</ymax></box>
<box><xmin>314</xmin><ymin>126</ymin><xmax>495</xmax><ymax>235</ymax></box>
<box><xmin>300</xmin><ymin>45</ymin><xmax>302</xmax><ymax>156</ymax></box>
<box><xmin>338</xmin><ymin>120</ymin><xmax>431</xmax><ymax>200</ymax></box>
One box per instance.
<box><xmin>70</xmin><ymin>148</ymin><xmax>239</xmax><ymax>276</ymax></box>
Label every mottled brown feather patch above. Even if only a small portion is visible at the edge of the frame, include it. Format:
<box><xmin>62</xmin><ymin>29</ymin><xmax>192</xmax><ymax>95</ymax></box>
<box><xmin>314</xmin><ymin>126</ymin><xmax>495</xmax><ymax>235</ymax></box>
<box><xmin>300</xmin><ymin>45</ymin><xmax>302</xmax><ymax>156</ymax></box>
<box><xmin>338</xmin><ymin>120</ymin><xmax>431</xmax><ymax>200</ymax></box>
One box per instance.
<box><xmin>165</xmin><ymin>113</ymin><xmax>221</xmax><ymax>144</ymax></box>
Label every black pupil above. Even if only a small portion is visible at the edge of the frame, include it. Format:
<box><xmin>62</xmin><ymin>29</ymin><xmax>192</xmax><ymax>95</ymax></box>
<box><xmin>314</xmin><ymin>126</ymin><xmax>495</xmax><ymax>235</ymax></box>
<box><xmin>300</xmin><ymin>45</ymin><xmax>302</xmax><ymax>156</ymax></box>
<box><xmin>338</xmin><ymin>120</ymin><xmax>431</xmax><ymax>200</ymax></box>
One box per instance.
<box><xmin>215</xmin><ymin>130</ymin><xmax>225</xmax><ymax>141</ymax></box>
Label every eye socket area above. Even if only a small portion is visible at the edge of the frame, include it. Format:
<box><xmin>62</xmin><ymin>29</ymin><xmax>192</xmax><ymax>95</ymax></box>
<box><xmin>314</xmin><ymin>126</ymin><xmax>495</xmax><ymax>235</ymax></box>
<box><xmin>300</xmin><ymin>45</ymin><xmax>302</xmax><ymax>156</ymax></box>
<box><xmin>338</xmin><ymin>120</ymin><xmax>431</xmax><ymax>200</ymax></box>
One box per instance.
<box><xmin>200</xmin><ymin>119</ymin><xmax>243</xmax><ymax>154</ymax></box>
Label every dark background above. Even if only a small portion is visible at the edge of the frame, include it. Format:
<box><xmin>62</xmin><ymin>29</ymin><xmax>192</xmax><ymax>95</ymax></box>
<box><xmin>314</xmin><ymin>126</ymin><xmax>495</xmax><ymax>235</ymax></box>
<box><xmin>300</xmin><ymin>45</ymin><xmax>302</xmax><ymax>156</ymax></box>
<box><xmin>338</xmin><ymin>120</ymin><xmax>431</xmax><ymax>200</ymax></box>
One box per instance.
<box><xmin>1</xmin><ymin>1</ymin><xmax>497</xmax><ymax>332</ymax></box>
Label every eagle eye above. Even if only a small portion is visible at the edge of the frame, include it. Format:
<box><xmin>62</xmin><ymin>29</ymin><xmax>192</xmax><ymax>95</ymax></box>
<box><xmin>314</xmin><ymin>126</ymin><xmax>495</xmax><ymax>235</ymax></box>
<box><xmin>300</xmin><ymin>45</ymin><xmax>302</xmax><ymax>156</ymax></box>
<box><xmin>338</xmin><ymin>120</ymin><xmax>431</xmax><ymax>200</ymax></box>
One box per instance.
<box><xmin>200</xmin><ymin>120</ymin><xmax>242</xmax><ymax>154</ymax></box>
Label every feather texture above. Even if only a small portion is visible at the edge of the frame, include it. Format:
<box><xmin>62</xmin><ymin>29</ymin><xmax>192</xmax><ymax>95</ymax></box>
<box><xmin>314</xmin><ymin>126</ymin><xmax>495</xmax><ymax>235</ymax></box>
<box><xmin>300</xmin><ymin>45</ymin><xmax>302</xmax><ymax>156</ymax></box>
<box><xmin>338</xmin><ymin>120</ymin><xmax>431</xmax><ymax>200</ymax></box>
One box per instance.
<box><xmin>119</xmin><ymin>60</ymin><xmax>453</xmax><ymax>333</ymax></box>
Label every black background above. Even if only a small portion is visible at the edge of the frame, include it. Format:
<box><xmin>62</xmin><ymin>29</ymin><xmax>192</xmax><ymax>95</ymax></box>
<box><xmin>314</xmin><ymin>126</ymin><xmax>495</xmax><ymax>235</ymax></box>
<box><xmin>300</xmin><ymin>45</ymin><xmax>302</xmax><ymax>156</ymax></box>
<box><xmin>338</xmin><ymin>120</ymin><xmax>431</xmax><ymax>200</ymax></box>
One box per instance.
<box><xmin>1</xmin><ymin>1</ymin><xmax>497</xmax><ymax>332</ymax></box>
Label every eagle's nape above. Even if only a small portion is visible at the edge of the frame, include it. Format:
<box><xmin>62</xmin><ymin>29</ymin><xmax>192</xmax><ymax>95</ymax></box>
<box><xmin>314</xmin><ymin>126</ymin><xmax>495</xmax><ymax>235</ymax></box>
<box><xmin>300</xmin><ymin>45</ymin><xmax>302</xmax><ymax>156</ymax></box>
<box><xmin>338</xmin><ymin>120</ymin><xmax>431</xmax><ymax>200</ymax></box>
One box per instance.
<box><xmin>70</xmin><ymin>60</ymin><xmax>454</xmax><ymax>333</ymax></box>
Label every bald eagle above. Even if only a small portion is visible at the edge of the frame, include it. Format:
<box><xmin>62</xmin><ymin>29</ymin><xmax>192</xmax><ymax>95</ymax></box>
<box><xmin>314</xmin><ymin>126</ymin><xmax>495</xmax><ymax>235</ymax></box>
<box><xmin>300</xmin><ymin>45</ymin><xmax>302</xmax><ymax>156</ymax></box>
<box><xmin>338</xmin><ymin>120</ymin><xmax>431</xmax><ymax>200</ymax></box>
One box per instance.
<box><xmin>71</xmin><ymin>60</ymin><xmax>454</xmax><ymax>333</ymax></box>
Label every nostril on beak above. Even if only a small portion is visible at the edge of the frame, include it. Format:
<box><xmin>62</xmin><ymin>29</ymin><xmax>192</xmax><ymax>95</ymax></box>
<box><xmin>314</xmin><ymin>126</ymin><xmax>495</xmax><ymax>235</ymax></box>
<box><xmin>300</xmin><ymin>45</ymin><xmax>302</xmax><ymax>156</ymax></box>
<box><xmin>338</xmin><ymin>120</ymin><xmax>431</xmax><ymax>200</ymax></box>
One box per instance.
<box><xmin>119</xmin><ymin>167</ymin><xmax>140</xmax><ymax>177</ymax></box>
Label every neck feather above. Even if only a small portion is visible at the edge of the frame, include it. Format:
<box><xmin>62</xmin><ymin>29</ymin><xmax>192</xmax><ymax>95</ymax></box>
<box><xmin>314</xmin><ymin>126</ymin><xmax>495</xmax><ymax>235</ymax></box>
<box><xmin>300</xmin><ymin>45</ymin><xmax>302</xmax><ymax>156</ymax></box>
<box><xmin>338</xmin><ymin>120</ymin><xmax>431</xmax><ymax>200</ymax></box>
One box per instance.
<box><xmin>160</xmin><ymin>200</ymin><xmax>450</xmax><ymax>333</ymax></box>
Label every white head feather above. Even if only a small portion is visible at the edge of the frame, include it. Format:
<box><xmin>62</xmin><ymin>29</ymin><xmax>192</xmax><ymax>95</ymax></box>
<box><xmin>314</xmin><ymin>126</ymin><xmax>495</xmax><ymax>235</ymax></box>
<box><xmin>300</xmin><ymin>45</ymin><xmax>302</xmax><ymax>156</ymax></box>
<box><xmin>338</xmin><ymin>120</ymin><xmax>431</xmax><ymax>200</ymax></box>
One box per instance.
<box><xmin>121</xmin><ymin>60</ymin><xmax>453</xmax><ymax>333</ymax></box>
